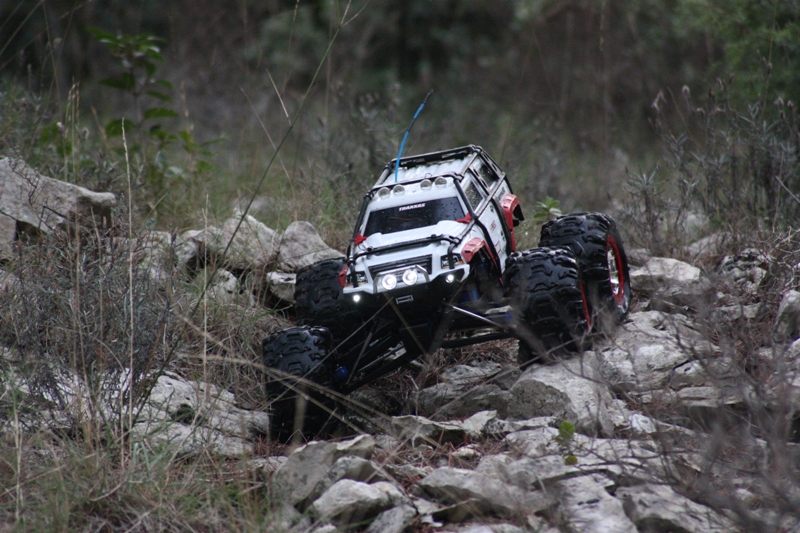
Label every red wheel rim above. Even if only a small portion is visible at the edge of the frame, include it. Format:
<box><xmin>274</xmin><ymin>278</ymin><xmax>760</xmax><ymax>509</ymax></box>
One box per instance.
<box><xmin>607</xmin><ymin>235</ymin><xmax>626</xmax><ymax>306</ymax></box>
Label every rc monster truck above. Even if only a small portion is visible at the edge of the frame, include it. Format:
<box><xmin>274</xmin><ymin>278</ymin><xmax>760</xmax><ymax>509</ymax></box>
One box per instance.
<box><xmin>263</xmin><ymin>145</ymin><xmax>632</xmax><ymax>441</ymax></box>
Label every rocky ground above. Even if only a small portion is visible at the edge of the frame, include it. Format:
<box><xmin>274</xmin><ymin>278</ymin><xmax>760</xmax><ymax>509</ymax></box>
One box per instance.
<box><xmin>2</xmin><ymin>157</ymin><xmax>800</xmax><ymax>532</ymax></box>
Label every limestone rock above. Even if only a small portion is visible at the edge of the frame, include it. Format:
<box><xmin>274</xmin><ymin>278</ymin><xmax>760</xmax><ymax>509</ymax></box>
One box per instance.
<box><xmin>263</xmin><ymin>271</ymin><xmax>296</xmax><ymax>303</ymax></box>
<box><xmin>311</xmin><ymin>479</ymin><xmax>396</xmax><ymax>525</ymax></box>
<box><xmin>183</xmin><ymin>211</ymin><xmax>279</xmax><ymax>271</ymax></box>
<box><xmin>389</xmin><ymin>415</ymin><xmax>467</xmax><ymax>445</ymax></box>
<box><xmin>435</xmin><ymin>384</ymin><xmax>510</xmax><ymax>420</ymax></box>
<box><xmin>415</xmin><ymin>467</ymin><xmax>552</xmax><ymax>519</ymax></box>
<box><xmin>718</xmin><ymin>248</ymin><xmax>771</xmax><ymax>295</ymax></box>
<box><xmin>272</xmin><ymin>435</ymin><xmax>375</xmax><ymax>510</ymax></box>
<box><xmin>617</xmin><ymin>483</ymin><xmax>733</xmax><ymax>532</ymax></box>
<box><xmin>365</xmin><ymin>504</ymin><xmax>417</xmax><ymax>533</ymax></box>
<box><xmin>684</xmin><ymin>232</ymin><xmax>731</xmax><ymax>261</ymax></box>
<box><xmin>554</xmin><ymin>475</ymin><xmax>637</xmax><ymax>533</ymax></box>
<box><xmin>507</xmin><ymin>357</ymin><xmax>614</xmax><ymax>436</ymax></box>
<box><xmin>0</xmin><ymin>157</ymin><xmax>116</xmax><ymax>259</ymax></box>
<box><xmin>630</xmin><ymin>257</ymin><xmax>702</xmax><ymax>295</ymax></box>
<box><xmin>277</xmin><ymin>221</ymin><xmax>342</xmax><ymax>272</ymax></box>
<box><xmin>774</xmin><ymin>290</ymin><xmax>800</xmax><ymax>343</ymax></box>
<box><xmin>625</xmin><ymin>248</ymin><xmax>651</xmax><ymax>267</ymax></box>
<box><xmin>132</xmin><ymin>231</ymin><xmax>197</xmax><ymax>281</ymax></box>
<box><xmin>130</xmin><ymin>420</ymin><xmax>254</xmax><ymax>457</ymax></box>
<box><xmin>312</xmin><ymin>456</ymin><xmax>388</xmax><ymax>499</ymax></box>
<box><xmin>206</xmin><ymin>269</ymin><xmax>252</xmax><ymax>305</ymax></box>
<box><xmin>649</xmin><ymin>277</ymin><xmax>715</xmax><ymax>315</ymax></box>
<box><xmin>592</xmin><ymin>311</ymin><xmax>715</xmax><ymax>393</ymax></box>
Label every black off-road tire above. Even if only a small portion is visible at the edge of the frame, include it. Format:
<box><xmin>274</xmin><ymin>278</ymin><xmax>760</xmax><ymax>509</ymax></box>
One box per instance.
<box><xmin>263</xmin><ymin>326</ymin><xmax>337</xmax><ymax>442</ymax></box>
<box><xmin>539</xmin><ymin>212</ymin><xmax>631</xmax><ymax>331</ymax></box>
<box><xmin>294</xmin><ymin>258</ymin><xmax>365</xmax><ymax>343</ymax></box>
<box><xmin>504</xmin><ymin>247</ymin><xmax>592</xmax><ymax>364</ymax></box>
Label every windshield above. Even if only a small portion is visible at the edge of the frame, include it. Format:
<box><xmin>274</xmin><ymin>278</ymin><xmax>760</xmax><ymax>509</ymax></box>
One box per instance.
<box><xmin>364</xmin><ymin>197</ymin><xmax>465</xmax><ymax>236</ymax></box>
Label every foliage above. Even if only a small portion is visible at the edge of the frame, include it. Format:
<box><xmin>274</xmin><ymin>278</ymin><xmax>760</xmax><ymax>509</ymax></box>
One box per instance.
<box><xmin>532</xmin><ymin>196</ymin><xmax>563</xmax><ymax>224</ymax></box>
<box><xmin>555</xmin><ymin>420</ymin><xmax>579</xmax><ymax>466</ymax></box>
<box><xmin>89</xmin><ymin>27</ymin><xmax>220</xmax><ymax>224</ymax></box>
<box><xmin>678</xmin><ymin>0</ymin><xmax>800</xmax><ymax>103</ymax></box>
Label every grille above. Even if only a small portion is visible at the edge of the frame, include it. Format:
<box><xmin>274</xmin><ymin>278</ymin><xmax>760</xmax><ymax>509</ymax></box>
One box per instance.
<box><xmin>368</xmin><ymin>255</ymin><xmax>432</xmax><ymax>279</ymax></box>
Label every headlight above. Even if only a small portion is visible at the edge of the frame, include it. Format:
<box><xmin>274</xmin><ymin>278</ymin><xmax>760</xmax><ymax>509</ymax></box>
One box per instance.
<box><xmin>381</xmin><ymin>274</ymin><xmax>397</xmax><ymax>290</ymax></box>
<box><xmin>441</xmin><ymin>255</ymin><xmax>465</xmax><ymax>269</ymax></box>
<box><xmin>402</xmin><ymin>269</ymin><xmax>418</xmax><ymax>286</ymax></box>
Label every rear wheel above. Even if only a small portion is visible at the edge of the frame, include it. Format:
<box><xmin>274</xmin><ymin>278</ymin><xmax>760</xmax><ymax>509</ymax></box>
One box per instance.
<box><xmin>263</xmin><ymin>326</ymin><xmax>338</xmax><ymax>442</ymax></box>
<box><xmin>504</xmin><ymin>247</ymin><xmax>592</xmax><ymax>364</ymax></box>
<box><xmin>539</xmin><ymin>212</ymin><xmax>631</xmax><ymax>331</ymax></box>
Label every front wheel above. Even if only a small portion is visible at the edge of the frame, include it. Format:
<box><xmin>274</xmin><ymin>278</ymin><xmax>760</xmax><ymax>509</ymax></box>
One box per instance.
<box><xmin>539</xmin><ymin>212</ymin><xmax>631</xmax><ymax>332</ymax></box>
<box><xmin>263</xmin><ymin>326</ymin><xmax>338</xmax><ymax>442</ymax></box>
<box><xmin>504</xmin><ymin>247</ymin><xmax>592</xmax><ymax>365</ymax></box>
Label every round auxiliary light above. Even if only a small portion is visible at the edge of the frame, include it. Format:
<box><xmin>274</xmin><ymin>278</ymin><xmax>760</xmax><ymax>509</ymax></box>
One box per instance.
<box><xmin>378</xmin><ymin>187</ymin><xmax>391</xmax><ymax>199</ymax></box>
<box><xmin>352</xmin><ymin>294</ymin><xmax>362</xmax><ymax>303</ymax></box>
<box><xmin>445</xmin><ymin>273</ymin><xmax>456</xmax><ymax>283</ymax></box>
<box><xmin>381</xmin><ymin>274</ymin><xmax>398</xmax><ymax>291</ymax></box>
<box><xmin>393</xmin><ymin>185</ymin><xmax>406</xmax><ymax>196</ymax></box>
<box><xmin>434</xmin><ymin>177</ymin><xmax>448</xmax><ymax>188</ymax></box>
<box><xmin>402</xmin><ymin>269</ymin><xmax>418</xmax><ymax>286</ymax></box>
<box><xmin>420</xmin><ymin>178</ymin><xmax>432</xmax><ymax>191</ymax></box>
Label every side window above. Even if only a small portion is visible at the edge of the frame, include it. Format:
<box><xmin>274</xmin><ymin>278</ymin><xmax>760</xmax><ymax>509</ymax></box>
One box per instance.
<box><xmin>464</xmin><ymin>180</ymin><xmax>484</xmax><ymax>210</ymax></box>
<box><xmin>472</xmin><ymin>159</ymin><xmax>499</xmax><ymax>189</ymax></box>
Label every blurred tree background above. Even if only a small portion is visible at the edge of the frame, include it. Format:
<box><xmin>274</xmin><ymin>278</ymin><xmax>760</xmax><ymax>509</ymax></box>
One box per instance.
<box><xmin>1</xmin><ymin>0</ymin><xmax>797</xmax><ymax>241</ymax></box>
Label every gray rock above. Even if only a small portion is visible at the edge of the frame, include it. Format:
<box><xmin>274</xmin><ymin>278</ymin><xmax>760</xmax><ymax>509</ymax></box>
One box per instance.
<box><xmin>774</xmin><ymin>290</ymin><xmax>800</xmax><ymax>343</ymax></box>
<box><xmin>435</xmin><ymin>385</ymin><xmax>510</xmax><ymax>420</ymax></box>
<box><xmin>272</xmin><ymin>435</ymin><xmax>375</xmax><ymax>510</ymax></box>
<box><xmin>483</xmin><ymin>416</ymin><xmax>556</xmax><ymax>439</ymax></box>
<box><xmin>684</xmin><ymin>232</ymin><xmax>731</xmax><ymax>261</ymax></box>
<box><xmin>553</xmin><ymin>475</ymin><xmax>637</xmax><ymax>533</ymax></box>
<box><xmin>264</xmin><ymin>271</ymin><xmax>296</xmax><ymax>302</ymax></box>
<box><xmin>311</xmin><ymin>479</ymin><xmax>396</xmax><ymax>526</ymax></box>
<box><xmin>712</xmin><ymin>303</ymin><xmax>761</xmax><ymax>322</ymax></box>
<box><xmin>389</xmin><ymin>415</ymin><xmax>466</xmax><ymax>446</ymax></box>
<box><xmin>592</xmin><ymin>311</ymin><xmax>715</xmax><ymax>393</ymax></box>
<box><xmin>0</xmin><ymin>157</ymin><xmax>116</xmax><ymax>259</ymax></box>
<box><xmin>718</xmin><ymin>248</ymin><xmax>771</xmax><ymax>295</ymax></box>
<box><xmin>412</xmin><ymin>383</ymin><xmax>458</xmax><ymax>416</ymax></box>
<box><xmin>458</xmin><ymin>410</ymin><xmax>500</xmax><ymax>439</ymax></box>
<box><xmin>133</xmin><ymin>231</ymin><xmax>197</xmax><ymax>281</ymax></box>
<box><xmin>629</xmin><ymin>257</ymin><xmax>702</xmax><ymax>296</ymax></box>
<box><xmin>207</xmin><ymin>269</ymin><xmax>252</xmax><ymax>305</ymax></box>
<box><xmin>649</xmin><ymin>277</ymin><xmax>715</xmax><ymax>315</ymax></box>
<box><xmin>139</xmin><ymin>373</ymin><xmax>268</xmax><ymax>438</ymax></box>
<box><xmin>130</xmin><ymin>420</ymin><xmax>254</xmax><ymax>457</ymax></box>
<box><xmin>453</xmin><ymin>525</ymin><xmax>526</xmax><ymax>533</ymax></box>
<box><xmin>415</xmin><ymin>467</ymin><xmax>552</xmax><ymax>519</ymax></box>
<box><xmin>365</xmin><ymin>504</ymin><xmax>417</xmax><ymax>533</ymax></box>
<box><xmin>626</xmin><ymin>248</ymin><xmax>652</xmax><ymax>267</ymax></box>
<box><xmin>184</xmin><ymin>210</ymin><xmax>280</xmax><ymax>271</ymax></box>
<box><xmin>617</xmin><ymin>483</ymin><xmax>733</xmax><ymax>532</ymax></box>
<box><xmin>277</xmin><ymin>221</ymin><xmax>342</xmax><ymax>272</ymax></box>
<box><xmin>508</xmin><ymin>357</ymin><xmax>615</xmax><ymax>436</ymax></box>
<box><xmin>313</xmin><ymin>456</ymin><xmax>388</xmax><ymax>499</ymax></box>
<box><xmin>440</xmin><ymin>361</ymin><xmax>502</xmax><ymax>386</ymax></box>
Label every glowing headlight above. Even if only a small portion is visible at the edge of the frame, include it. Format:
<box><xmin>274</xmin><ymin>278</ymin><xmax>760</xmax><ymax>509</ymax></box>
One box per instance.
<box><xmin>445</xmin><ymin>273</ymin><xmax>456</xmax><ymax>283</ymax></box>
<box><xmin>402</xmin><ymin>269</ymin><xmax>418</xmax><ymax>286</ymax></box>
<box><xmin>381</xmin><ymin>274</ymin><xmax>397</xmax><ymax>290</ymax></box>
<box><xmin>352</xmin><ymin>294</ymin><xmax>362</xmax><ymax>303</ymax></box>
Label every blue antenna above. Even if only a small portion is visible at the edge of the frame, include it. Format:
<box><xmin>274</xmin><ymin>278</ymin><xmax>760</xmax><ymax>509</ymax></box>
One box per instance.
<box><xmin>395</xmin><ymin>90</ymin><xmax>434</xmax><ymax>182</ymax></box>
